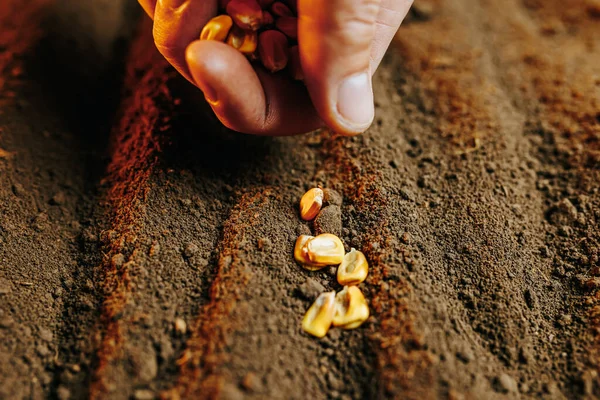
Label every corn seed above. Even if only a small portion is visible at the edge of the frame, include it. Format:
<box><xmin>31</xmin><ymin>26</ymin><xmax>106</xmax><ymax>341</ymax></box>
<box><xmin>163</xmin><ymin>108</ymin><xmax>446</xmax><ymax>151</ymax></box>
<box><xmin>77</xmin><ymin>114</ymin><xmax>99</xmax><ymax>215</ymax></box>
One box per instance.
<box><xmin>333</xmin><ymin>286</ymin><xmax>370</xmax><ymax>329</ymax></box>
<box><xmin>227</xmin><ymin>25</ymin><xmax>258</xmax><ymax>55</ymax></box>
<box><xmin>299</xmin><ymin>187</ymin><xmax>323</xmax><ymax>221</ymax></box>
<box><xmin>302</xmin><ymin>291</ymin><xmax>336</xmax><ymax>338</ymax></box>
<box><xmin>227</xmin><ymin>0</ymin><xmax>264</xmax><ymax>31</ymax></box>
<box><xmin>306</xmin><ymin>233</ymin><xmax>345</xmax><ymax>266</ymax></box>
<box><xmin>337</xmin><ymin>249</ymin><xmax>369</xmax><ymax>286</ymax></box>
<box><xmin>295</xmin><ymin>234</ymin><xmax>333</xmax><ymax>271</ymax></box>
<box><xmin>275</xmin><ymin>16</ymin><xmax>297</xmax><ymax>40</ymax></box>
<box><xmin>258</xmin><ymin>30</ymin><xmax>290</xmax><ymax>73</ymax></box>
<box><xmin>200</xmin><ymin>15</ymin><xmax>234</xmax><ymax>42</ymax></box>
<box><xmin>294</xmin><ymin>234</ymin><xmax>313</xmax><ymax>266</ymax></box>
<box><xmin>271</xmin><ymin>1</ymin><xmax>293</xmax><ymax>17</ymax></box>
<box><xmin>262</xmin><ymin>10</ymin><xmax>275</xmax><ymax>27</ymax></box>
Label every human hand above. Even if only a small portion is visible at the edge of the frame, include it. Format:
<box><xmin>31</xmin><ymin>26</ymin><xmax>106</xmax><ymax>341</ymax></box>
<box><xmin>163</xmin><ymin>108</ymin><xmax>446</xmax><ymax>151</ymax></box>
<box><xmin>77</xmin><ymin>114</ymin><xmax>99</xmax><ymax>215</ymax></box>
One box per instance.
<box><xmin>138</xmin><ymin>0</ymin><xmax>413</xmax><ymax>136</ymax></box>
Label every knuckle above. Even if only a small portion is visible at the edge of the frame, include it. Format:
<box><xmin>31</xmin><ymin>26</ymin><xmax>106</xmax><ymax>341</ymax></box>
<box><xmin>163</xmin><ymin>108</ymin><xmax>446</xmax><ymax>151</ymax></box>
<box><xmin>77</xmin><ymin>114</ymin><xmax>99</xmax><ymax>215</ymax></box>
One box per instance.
<box><xmin>328</xmin><ymin>0</ymin><xmax>380</xmax><ymax>37</ymax></box>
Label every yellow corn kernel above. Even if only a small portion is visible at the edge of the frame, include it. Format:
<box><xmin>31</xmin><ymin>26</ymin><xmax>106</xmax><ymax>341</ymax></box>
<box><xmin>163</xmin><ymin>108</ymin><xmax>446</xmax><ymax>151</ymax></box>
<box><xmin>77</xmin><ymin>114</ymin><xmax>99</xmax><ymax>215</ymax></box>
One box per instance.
<box><xmin>294</xmin><ymin>235</ymin><xmax>331</xmax><ymax>271</ymax></box>
<box><xmin>299</xmin><ymin>187</ymin><xmax>323</xmax><ymax>221</ymax></box>
<box><xmin>200</xmin><ymin>15</ymin><xmax>233</xmax><ymax>42</ymax></box>
<box><xmin>307</xmin><ymin>233</ymin><xmax>345</xmax><ymax>266</ymax></box>
<box><xmin>337</xmin><ymin>249</ymin><xmax>369</xmax><ymax>286</ymax></box>
<box><xmin>302</xmin><ymin>291</ymin><xmax>336</xmax><ymax>338</ymax></box>
<box><xmin>333</xmin><ymin>286</ymin><xmax>370</xmax><ymax>329</ymax></box>
<box><xmin>294</xmin><ymin>234</ymin><xmax>313</xmax><ymax>265</ymax></box>
<box><xmin>227</xmin><ymin>26</ymin><xmax>258</xmax><ymax>55</ymax></box>
<box><xmin>227</xmin><ymin>0</ymin><xmax>264</xmax><ymax>31</ymax></box>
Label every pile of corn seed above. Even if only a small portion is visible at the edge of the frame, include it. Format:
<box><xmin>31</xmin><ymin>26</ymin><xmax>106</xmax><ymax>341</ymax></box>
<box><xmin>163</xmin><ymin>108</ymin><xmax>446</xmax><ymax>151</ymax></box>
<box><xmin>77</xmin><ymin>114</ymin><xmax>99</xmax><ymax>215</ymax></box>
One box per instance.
<box><xmin>201</xmin><ymin>0</ymin><xmax>303</xmax><ymax>79</ymax></box>
<box><xmin>295</xmin><ymin>188</ymin><xmax>370</xmax><ymax>338</ymax></box>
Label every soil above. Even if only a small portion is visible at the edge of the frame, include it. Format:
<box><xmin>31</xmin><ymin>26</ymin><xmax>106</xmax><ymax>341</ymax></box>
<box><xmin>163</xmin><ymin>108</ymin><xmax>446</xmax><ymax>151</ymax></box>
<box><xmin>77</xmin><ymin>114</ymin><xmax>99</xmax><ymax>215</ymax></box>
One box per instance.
<box><xmin>1</xmin><ymin>0</ymin><xmax>599</xmax><ymax>399</ymax></box>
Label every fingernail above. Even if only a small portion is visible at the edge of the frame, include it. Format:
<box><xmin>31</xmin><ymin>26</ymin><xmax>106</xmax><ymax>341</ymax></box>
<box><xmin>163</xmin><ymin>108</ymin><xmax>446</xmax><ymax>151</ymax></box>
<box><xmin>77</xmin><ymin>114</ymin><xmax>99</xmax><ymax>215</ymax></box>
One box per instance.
<box><xmin>336</xmin><ymin>71</ymin><xmax>374</xmax><ymax>131</ymax></box>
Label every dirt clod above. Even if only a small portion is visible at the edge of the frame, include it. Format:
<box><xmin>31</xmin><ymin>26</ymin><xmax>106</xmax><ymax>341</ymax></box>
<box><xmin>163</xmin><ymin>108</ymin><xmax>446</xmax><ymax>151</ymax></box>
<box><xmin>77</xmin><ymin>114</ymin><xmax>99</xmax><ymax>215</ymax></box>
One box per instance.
<box><xmin>314</xmin><ymin>205</ymin><xmax>342</xmax><ymax>236</ymax></box>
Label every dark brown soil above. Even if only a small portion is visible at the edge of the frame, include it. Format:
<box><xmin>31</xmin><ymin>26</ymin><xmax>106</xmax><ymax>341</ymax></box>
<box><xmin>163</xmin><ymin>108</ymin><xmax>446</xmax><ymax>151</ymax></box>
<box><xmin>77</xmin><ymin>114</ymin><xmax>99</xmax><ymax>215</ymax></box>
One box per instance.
<box><xmin>1</xmin><ymin>0</ymin><xmax>599</xmax><ymax>399</ymax></box>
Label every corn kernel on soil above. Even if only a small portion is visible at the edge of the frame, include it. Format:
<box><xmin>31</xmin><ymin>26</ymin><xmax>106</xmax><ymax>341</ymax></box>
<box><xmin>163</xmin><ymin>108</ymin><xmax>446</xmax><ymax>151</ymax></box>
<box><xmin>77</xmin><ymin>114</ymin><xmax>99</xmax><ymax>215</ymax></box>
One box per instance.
<box><xmin>200</xmin><ymin>0</ymin><xmax>302</xmax><ymax>79</ymax></box>
<box><xmin>299</xmin><ymin>187</ymin><xmax>323</xmax><ymax>221</ymax></box>
<box><xmin>295</xmin><ymin>187</ymin><xmax>372</xmax><ymax>338</ymax></box>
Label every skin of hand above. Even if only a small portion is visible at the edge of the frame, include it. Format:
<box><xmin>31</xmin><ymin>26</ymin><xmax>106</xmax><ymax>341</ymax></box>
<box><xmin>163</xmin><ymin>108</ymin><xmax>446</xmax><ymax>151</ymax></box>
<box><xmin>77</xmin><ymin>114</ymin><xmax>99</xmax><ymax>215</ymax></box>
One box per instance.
<box><xmin>138</xmin><ymin>0</ymin><xmax>413</xmax><ymax>136</ymax></box>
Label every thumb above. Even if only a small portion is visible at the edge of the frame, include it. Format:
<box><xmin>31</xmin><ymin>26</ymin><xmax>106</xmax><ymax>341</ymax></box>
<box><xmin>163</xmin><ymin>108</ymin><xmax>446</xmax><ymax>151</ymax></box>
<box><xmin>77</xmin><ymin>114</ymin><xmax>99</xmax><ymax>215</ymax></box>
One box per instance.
<box><xmin>298</xmin><ymin>0</ymin><xmax>381</xmax><ymax>136</ymax></box>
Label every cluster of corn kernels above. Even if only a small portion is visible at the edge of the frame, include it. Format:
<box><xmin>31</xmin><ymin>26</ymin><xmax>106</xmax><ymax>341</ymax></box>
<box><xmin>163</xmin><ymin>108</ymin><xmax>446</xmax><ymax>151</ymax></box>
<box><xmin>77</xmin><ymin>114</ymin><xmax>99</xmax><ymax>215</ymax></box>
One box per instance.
<box><xmin>295</xmin><ymin>188</ymin><xmax>371</xmax><ymax>338</ymax></box>
<box><xmin>200</xmin><ymin>0</ymin><xmax>303</xmax><ymax>79</ymax></box>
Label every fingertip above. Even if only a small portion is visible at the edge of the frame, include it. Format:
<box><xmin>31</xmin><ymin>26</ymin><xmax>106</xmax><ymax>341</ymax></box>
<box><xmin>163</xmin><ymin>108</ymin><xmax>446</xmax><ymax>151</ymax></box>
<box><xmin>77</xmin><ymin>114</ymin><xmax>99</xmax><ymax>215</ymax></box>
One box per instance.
<box><xmin>185</xmin><ymin>40</ymin><xmax>267</xmax><ymax>132</ymax></box>
<box><xmin>185</xmin><ymin>41</ymin><xmax>224</xmax><ymax>103</ymax></box>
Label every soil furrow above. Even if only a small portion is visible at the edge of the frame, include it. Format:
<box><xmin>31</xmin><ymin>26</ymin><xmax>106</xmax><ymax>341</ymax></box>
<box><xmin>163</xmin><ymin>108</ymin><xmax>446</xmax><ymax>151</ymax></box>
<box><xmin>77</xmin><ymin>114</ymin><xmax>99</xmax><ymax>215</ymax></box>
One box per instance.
<box><xmin>0</xmin><ymin>2</ymin><xmax>100</xmax><ymax>399</ymax></box>
<box><xmin>88</xmin><ymin>21</ymin><xmax>179</xmax><ymax>398</ymax></box>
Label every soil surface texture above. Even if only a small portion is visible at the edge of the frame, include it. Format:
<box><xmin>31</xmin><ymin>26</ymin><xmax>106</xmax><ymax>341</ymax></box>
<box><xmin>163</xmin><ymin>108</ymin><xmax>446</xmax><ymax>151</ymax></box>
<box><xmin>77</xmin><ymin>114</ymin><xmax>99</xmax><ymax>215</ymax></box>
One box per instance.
<box><xmin>1</xmin><ymin>0</ymin><xmax>599</xmax><ymax>399</ymax></box>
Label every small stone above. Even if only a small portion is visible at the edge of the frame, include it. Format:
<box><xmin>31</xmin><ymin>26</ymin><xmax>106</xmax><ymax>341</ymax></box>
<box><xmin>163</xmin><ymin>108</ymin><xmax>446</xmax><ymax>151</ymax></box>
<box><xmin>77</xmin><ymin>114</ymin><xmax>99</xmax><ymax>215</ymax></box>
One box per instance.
<box><xmin>519</xmin><ymin>347</ymin><xmax>532</xmax><ymax>364</ymax></box>
<box><xmin>582</xmin><ymin>369</ymin><xmax>598</xmax><ymax>395</ymax></box>
<box><xmin>557</xmin><ymin>314</ymin><xmax>572</xmax><ymax>326</ymax></box>
<box><xmin>36</xmin><ymin>344</ymin><xmax>51</xmax><ymax>357</ymax></box>
<box><xmin>543</xmin><ymin>381</ymin><xmax>559</xmax><ymax>395</ymax></box>
<box><xmin>56</xmin><ymin>386</ymin><xmax>71</xmax><ymax>400</ymax></box>
<box><xmin>323</xmin><ymin>188</ymin><xmax>342</xmax><ymax>206</ymax></box>
<box><xmin>133</xmin><ymin>389</ymin><xmax>155</xmax><ymax>400</ymax></box>
<box><xmin>314</xmin><ymin>205</ymin><xmax>342</xmax><ymax>237</ymax></box>
<box><xmin>195</xmin><ymin>257</ymin><xmax>209</xmax><ymax>269</ymax></box>
<box><xmin>174</xmin><ymin>318</ymin><xmax>187</xmax><ymax>335</ymax></box>
<box><xmin>184</xmin><ymin>242</ymin><xmax>199</xmax><ymax>258</ymax></box>
<box><xmin>0</xmin><ymin>316</ymin><xmax>14</xmax><ymax>328</ymax></box>
<box><xmin>326</xmin><ymin>370</ymin><xmax>343</xmax><ymax>391</ymax></box>
<box><xmin>33</xmin><ymin>213</ymin><xmax>48</xmax><ymax>231</ymax></box>
<box><xmin>50</xmin><ymin>191</ymin><xmax>66</xmax><ymax>205</ymax></box>
<box><xmin>401</xmin><ymin>232</ymin><xmax>411</xmax><ymax>244</ymax></box>
<box><xmin>131</xmin><ymin>346</ymin><xmax>158</xmax><ymax>382</ymax></box>
<box><xmin>296</xmin><ymin>278</ymin><xmax>326</xmax><ymax>301</ymax></box>
<box><xmin>149</xmin><ymin>242</ymin><xmax>160</xmax><ymax>257</ymax></box>
<box><xmin>242</xmin><ymin>372</ymin><xmax>261</xmax><ymax>392</ymax></box>
<box><xmin>494</xmin><ymin>373</ymin><xmax>518</xmax><ymax>394</ymax></box>
<box><xmin>39</xmin><ymin>328</ymin><xmax>53</xmax><ymax>342</ymax></box>
<box><xmin>456</xmin><ymin>348</ymin><xmax>473</xmax><ymax>364</ymax></box>
<box><xmin>53</xmin><ymin>287</ymin><xmax>63</xmax><ymax>298</ymax></box>
<box><xmin>111</xmin><ymin>253</ymin><xmax>125</xmax><ymax>268</ymax></box>
<box><xmin>257</xmin><ymin>237</ymin><xmax>272</xmax><ymax>251</ymax></box>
